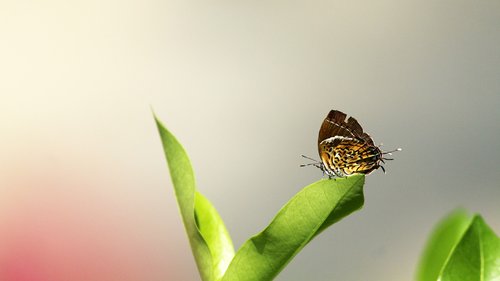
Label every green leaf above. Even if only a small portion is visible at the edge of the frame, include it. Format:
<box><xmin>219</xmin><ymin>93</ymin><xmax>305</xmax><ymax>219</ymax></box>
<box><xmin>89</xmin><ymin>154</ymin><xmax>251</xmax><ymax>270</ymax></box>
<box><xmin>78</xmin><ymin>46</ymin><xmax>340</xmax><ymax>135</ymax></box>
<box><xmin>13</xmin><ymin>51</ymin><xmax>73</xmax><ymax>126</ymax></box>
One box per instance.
<box><xmin>438</xmin><ymin>215</ymin><xmax>500</xmax><ymax>281</ymax></box>
<box><xmin>221</xmin><ymin>175</ymin><xmax>365</xmax><ymax>281</ymax></box>
<box><xmin>416</xmin><ymin>209</ymin><xmax>473</xmax><ymax>281</ymax></box>
<box><xmin>155</xmin><ymin>116</ymin><xmax>234</xmax><ymax>281</ymax></box>
<box><xmin>155</xmin><ymin>115</ymin><xmax>366</xmax><ymax>281</ymax></box>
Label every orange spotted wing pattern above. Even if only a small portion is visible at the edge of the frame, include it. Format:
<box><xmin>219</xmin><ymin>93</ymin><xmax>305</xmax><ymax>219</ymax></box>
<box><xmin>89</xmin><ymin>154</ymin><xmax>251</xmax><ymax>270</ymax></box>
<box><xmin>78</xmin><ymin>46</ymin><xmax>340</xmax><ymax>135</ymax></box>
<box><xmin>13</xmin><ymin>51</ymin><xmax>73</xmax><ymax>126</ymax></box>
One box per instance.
<box><xmin>317</xmin><ymin>110</ymin><xmax>395</xmax><ymax>178</ymax></box>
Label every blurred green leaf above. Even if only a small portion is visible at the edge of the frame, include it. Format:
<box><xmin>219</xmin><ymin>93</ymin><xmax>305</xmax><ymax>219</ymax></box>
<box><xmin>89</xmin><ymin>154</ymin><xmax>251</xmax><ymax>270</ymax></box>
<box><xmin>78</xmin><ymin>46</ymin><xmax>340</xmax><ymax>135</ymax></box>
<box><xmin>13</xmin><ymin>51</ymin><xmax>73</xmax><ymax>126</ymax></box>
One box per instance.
<box><xmin>417</xmin><ymin>209</ymin><xmax>500</xmax><ymax>281</ymax></box>
<box><xmin>221</xmin><ymin>175</ymin><xmax>365</xmax><ymax>281</ymax></box>
<box><xmin>416</xmin><ymin>209</ymin><xmax>473</xmax><ymax>281</ymax></box>
<box><xmin>155</xmin><ymin>116</ymin><xmax>234</xmax><ymax>281</ymax></box>
<box><xmin>438</xmin><ymin>215</ymin><xmax>500</xmax><ymax>281</ymax></box>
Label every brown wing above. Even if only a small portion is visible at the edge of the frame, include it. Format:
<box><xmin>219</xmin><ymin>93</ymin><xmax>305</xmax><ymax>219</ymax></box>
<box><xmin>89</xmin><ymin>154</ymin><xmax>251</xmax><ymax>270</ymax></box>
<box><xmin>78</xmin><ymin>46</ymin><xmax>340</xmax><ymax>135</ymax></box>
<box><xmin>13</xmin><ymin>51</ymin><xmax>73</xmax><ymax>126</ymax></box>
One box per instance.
<box><xmin>318</xmin><ymin>110</ymin><xmax>375</xmax><ymax>150</ymax></box>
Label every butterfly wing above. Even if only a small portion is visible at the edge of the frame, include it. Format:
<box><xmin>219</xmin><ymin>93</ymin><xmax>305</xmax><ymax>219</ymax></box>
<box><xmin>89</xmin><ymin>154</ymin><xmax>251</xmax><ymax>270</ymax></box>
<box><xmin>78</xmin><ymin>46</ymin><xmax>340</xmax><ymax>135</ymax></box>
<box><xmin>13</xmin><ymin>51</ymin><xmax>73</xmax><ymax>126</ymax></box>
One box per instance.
<box><xmin>318</xmin><ymin>110</ymin><xmax>374</xmax><ymax>152</ymax></box>
<box><xmin>329</xmin><ymin>138</ymin><xmax>381</xmax><ymax>175</ymax></box>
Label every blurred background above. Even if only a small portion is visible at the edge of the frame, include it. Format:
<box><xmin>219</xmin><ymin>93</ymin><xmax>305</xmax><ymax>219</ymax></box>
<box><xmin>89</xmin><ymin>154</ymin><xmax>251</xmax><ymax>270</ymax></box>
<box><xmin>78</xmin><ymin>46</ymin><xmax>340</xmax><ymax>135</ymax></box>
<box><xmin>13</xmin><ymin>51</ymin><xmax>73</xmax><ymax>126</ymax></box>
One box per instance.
<box><xmin>1</xmin><ymin>0</ymin><xmax>499</xmax><ymax>280</ymax></box>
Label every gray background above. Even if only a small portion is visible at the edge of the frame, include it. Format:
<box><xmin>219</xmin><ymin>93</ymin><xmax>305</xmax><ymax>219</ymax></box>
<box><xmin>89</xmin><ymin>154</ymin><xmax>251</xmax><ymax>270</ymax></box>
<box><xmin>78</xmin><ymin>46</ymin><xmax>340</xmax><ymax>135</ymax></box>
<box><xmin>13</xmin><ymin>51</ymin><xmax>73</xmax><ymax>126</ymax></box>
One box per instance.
<box><xmin>1</xmin><ymin>0</ymin><xmax>499</xmax><ymax>280</ymax></box>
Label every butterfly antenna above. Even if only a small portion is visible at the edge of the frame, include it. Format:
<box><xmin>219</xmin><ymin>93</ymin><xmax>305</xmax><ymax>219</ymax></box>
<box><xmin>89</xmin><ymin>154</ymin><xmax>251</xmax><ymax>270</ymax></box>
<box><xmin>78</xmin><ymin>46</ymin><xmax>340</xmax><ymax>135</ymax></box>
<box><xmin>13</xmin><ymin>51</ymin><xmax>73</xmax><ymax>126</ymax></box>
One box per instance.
<box><xmin>382</xmin><ymin>148</ymin><xmax>402</xmax><ymax>155</ymax></box>
<box><xmin>382</xmin><ymin>148</ymin><xmax>400</xmax><ymax>161</ymax></box>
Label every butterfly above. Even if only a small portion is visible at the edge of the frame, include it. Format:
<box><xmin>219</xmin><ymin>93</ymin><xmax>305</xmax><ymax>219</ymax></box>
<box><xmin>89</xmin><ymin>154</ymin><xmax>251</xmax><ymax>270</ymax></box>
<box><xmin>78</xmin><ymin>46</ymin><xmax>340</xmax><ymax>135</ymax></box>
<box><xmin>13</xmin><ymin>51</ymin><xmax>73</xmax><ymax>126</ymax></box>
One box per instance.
<box><xmin>302</xmin><ymin>110</ymin><xmax>401</xmax><ymax>178</ymax></box>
